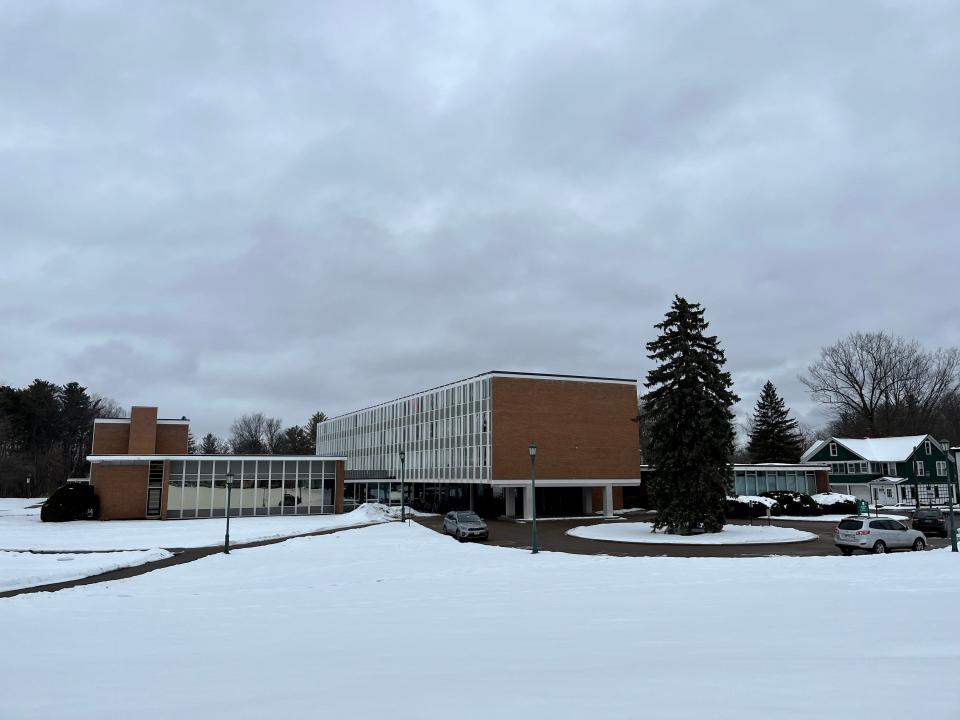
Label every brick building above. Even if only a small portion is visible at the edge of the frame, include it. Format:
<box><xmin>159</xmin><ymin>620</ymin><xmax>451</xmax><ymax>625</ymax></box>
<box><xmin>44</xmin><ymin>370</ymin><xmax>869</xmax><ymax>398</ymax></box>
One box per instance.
<box><xmin>88</xmin><ymin>406</ymin><xmax>346</xmax><ymax>520</ymax></box>
<box><xmin>316</xmin><ymin>371</ymin><xmax>643</xmax><ymax>518</ymax></box>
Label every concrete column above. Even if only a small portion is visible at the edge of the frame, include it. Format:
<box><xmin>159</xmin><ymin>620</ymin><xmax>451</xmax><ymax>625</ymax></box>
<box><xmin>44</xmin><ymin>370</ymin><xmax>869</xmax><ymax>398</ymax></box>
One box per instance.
<box><xmin>469</xmin><ymin>484</ymin><xmax>474</xmax><ymax>511</ymax></box>
<box><xmin>603</xmin><ymin>485</ymin><xmax>614</xmax><ymax>518</ymax></box>
<box><xmin>523</xmin><ymin>485</ymin><xmax>534</xmax><ymax>521</ymax></box>
<box><xmin>582</xmin><ymin>487</ymin><xmax>593</xmax><ymax>515</ymax></box>
<box><xmin>505</xmin><ymin>488</ymin><xmax>516</xmax><ymax>517</ymax></box>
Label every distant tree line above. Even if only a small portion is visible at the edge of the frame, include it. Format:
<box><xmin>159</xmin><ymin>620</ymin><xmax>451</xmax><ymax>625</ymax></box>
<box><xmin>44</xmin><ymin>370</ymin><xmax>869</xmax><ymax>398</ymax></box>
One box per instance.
<box><xmin>194</xmin><ymin>411</ymin><xmax>327</xmax><ymax>456</ymax></box>
<box><xmin>0</xmin><ymin>380</ymin><xmax>124</xmax><ymax>497</ymax></box>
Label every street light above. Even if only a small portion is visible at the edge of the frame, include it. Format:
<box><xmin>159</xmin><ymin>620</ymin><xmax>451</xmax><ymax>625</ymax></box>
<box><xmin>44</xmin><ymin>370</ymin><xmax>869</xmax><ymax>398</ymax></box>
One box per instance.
<box><xmin>529</xmin><ymin>442</ymin><xmax>539</xmax><ymax>554</ymax></box>
<box><xmin>25</xmin><ymin>473</ymin><xmax>32</xmax><ymax>499</ymax></box>
<box><xmin>224</xmin><ymin>471</ymin><xmax>235</xmax><ymax>554</ymax></box>
<box><xmin>398</xmin><ymin>449</ymin><xmax>406</xmax><ymax>523</ymax></box>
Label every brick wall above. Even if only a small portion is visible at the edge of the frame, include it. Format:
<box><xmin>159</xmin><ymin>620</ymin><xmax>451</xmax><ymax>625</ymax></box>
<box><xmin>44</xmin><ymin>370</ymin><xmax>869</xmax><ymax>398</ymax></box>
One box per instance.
<box><xmin>156</xmin><ymin>424</ymin><xmax>189</xmax><ymax>454</ymax></box>
<box><xmin>92</xmin><ymin>423</ymin><xmax>130</xmax><ymax>454</ymax></box>
<box><xmin>491</xmin><ymin>377</ymin><xmax>641</xmax><ymax>482</ymax></box>
<box><xmin>91</xmin><ymin>464</ymin><xmax>148</xmax><ymax>520</ymax></box>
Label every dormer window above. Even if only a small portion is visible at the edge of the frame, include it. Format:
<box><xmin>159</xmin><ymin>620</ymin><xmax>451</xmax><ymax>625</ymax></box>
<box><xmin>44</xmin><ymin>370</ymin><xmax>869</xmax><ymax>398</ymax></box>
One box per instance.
<box><xmin>829</xmin><ymin>442</ymin><xmax>838</xmax><ymax>457</ymax></box>
<box><xmin>924</xmin><ymin>440</ymin><xmax>932</xmax><ymax>455</ymax></box>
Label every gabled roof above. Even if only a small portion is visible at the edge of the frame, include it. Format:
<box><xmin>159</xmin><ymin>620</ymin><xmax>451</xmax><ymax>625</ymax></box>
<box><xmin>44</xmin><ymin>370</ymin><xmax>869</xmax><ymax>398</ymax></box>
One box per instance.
<box><xmin>802</xmin><ymin>435</ymin><xmax>931</xmax><ymax>463</ymax></box>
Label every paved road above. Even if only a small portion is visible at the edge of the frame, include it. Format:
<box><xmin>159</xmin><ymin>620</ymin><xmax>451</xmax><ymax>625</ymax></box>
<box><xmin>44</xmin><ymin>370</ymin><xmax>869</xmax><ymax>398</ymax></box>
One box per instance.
<box><xmin>417</xmin><ymin>512</ymin><xmax>953</xmax><ymax>558</ymax></box>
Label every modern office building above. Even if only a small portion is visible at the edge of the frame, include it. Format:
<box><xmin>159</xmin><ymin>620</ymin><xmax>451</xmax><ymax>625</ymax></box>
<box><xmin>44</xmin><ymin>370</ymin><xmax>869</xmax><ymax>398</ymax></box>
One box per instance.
<box><xmin>317</xmin><ymin>371</ymin><xmax>643</xmax><ymax>519</ymax></box>
<box><xmin>88</xmin><ymin>406</ymin><xmax>346</xmax><ymax>520</ymax></box>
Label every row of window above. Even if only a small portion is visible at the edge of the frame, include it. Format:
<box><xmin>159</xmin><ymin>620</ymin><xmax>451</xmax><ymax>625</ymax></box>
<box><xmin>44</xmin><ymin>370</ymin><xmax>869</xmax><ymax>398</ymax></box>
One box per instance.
<box><xmin>317</xmin><ymin>378</ymin><xmax>493</xmax><ymax>482</ymax></box>
<box><xmin>733</xmin><ymin>471</ymin><xmax>818</xmax><ymax>496</ymax></box>
<box><xmin>166</xmin><ymin>460</ymin><xmax>338</xmax><ymax>517</ymax></box>
<box><xmin>827</xmin><ymin>461</ymin><xmax>947</xmax><ymax>477</ymax></box>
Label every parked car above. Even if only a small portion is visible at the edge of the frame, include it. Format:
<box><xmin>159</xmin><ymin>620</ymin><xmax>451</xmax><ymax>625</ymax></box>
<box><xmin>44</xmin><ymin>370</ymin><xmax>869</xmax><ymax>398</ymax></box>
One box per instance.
<box><xmin>40</xmin><ymin>483</ymin><xmax>100</xmax><ymax>522</ymax></box>
<box><xmin>441</xmin><ymin>511</ymin><xmax>488</xmax><ymax>542</ymax></box>
<box><xmin>911</xmin><ymin>508</ymin><xmax>949</xmax><ymax>537</ymax></box>
<box><xmin>834</xmin><ymin>516</ymin><xmax>926</xmax><ymax>555</ymax></box>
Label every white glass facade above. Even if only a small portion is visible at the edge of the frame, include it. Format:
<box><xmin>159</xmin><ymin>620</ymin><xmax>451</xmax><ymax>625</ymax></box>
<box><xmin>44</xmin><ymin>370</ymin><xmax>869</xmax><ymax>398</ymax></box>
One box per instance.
<box><xmin>317</xmin><ymin>375</ymin><xmax>492</xmax><ymax>484</ymax></box>
<box><xmin>166</xmin><ymin>458</ymin><xmax>338</xmax><ymax>519</ymax></box>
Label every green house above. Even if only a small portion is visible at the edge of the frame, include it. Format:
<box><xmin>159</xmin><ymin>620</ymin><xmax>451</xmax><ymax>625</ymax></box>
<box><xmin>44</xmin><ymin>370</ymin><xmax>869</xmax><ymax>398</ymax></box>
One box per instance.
<box><xmin>801</xmin><ymin>435</ymin><xmax>958</xmax><ymax>507</ymax></box>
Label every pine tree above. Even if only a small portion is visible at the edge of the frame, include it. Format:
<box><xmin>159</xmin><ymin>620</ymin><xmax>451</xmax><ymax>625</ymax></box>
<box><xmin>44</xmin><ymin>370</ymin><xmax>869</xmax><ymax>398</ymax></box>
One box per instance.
<box><xmin>747</xmin><ymin>380</ymin><xmax>804</xmax><ymax>463</ymax></box>
<box><xmin>307</xmin><ymin>411</ymin><xmax>327</xmax><ymax>448</ymax></box>
<box><xmin>645</xmin><ymin>296</ymin><xmax>740</xmax><ymax>534</ymax></box>
<box><xmin>198</xmin><ymin>433</ymin><xmax>226</xmax><ymax>455</ymax></box>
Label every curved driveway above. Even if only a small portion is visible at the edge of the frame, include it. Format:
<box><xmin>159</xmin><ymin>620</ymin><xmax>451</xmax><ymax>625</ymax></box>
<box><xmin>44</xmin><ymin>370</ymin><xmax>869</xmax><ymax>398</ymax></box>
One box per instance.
<box><xmin>417</xmin><ymin>512</ymin><xmax>952</xmax><ymax>558</ymax></box>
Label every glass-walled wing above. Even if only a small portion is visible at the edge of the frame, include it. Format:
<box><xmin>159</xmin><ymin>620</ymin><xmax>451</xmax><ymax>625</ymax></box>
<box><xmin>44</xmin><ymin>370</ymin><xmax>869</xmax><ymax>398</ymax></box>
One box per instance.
<box><xmin>166</xmin><ymin>459</ymin><xmax>338</xmax><ymax>519</ymax></box>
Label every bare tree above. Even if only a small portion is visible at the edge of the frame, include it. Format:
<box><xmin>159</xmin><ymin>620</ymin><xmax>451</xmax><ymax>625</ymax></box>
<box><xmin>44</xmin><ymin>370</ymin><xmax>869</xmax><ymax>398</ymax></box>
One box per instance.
<box><xmin>801</xmin><ymin>332</ymin><xmax>960</xmax><ymax>436</ymax></box>
<box><xmin>228</xmin><ymin>412</ymin><xmax>284</xmax><ymax>453</ymax></box>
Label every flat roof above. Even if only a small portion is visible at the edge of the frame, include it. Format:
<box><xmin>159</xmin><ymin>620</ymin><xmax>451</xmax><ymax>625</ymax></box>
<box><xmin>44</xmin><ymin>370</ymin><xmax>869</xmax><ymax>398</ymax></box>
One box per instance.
<box><xmin>94</xmin><ymin>418</ymin><xmax>190</xmax><ymax>425</ymax></box>
<box><xmin>325</xmin><ymin>370</ymin><xmax>638</xmax><ymax>421</ymax></box>
<box><xmin>88</xmin><ymin>454</ymin><xmax>346</xmax><ymax>462</ymax></box>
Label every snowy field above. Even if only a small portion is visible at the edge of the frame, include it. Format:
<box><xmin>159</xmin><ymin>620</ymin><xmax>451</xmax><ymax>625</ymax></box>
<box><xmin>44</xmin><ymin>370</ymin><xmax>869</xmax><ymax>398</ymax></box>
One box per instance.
<box><xmin>0</xmin><ymin>499</ymin><xmax>390</xmax><ymax>551</ymax></box>
<box><xmin>2</xmin><ymin>522</ymin><xmax>957</xmax><ymax>719</ymax></box>
<box><xmin>568</xmin><ymin>521</ymin><xmax>816</xmax><ymax>544</ymax></box>
<box><xmin>0</xmin><ymin>549</ymin><xmax>171</xmax><ymax>592</ymax></box>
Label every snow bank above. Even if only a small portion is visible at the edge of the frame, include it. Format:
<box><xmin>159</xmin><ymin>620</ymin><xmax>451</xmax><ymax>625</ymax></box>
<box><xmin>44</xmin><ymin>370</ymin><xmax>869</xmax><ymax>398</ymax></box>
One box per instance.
<box><xmin>772</xmin><ymin>513</ymin><xmax>907</xmax><ymax>523</ymax></box>
<box><xmin>729</xmin><ymin>494</ymin><xmax>778</xmax><ymax>508</ymax></box>
<box><xmin>1</xmin><ymin>522</ymin><xmax>957</xmax><ymax>719</ymax></box>
<box><xmin>0</xmin><ymin>503</ymin><xmax>390</xmax><ymax>552</ymax></box>
<box><xmin>567</xmin><ymin>521</ymin><xmax>816</xmax><ymax>545</ymax></box>
<box><xmin>0</xmin><ymin>548</ymin><xmax>171</xmax><ymax>592</ymax></box>
<box><xmin>812</xmin><ymin>492</ymin><xmax>856</xmax><ymax>506</ymax></box>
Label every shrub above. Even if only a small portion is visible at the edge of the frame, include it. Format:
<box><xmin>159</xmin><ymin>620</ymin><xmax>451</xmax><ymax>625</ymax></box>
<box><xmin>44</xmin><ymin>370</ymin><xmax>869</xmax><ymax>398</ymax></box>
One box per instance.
<box><xmin>811</xmin><ymin>492</ymin><xmax>858</xmax><ymax>515</ymax></box>
<box><xmin>726</xmin><ymin>495</ymin><xmax>779</xmax><ymax>519</ymax></box>
<box><xmin>761</xmin><ymin>491</ymin><xmax>823</xmax><ymax>516</ymax></box>
<box><xmin>40</xmin><ymin>483</ymin><xmax>99</xmax><ymax>522</ymax></box>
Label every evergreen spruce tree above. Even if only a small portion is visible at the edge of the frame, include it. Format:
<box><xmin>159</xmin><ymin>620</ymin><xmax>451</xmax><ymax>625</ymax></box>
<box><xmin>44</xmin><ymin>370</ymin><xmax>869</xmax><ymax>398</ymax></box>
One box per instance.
<box><xmin>645</xmin><ymin>296</ymin><xmax>739</xmax><ymax>534</ymax></box>
<box><xmin>747</xmin><ymin>380</ymin><xmax>804</xmax><ymax>463</ymax></box>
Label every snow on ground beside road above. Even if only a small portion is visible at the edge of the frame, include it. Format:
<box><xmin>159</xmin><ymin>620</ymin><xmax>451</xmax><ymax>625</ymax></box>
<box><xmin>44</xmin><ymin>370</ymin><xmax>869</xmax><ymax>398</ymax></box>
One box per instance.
<box><xmin>0</xmin><ymin>549</ymin><xmax>171</xmax><ymax>592</ymax></box>
<box><xmin>568</xmin><ymin>521</ymin><xmax>816</xmax><ymax>544</ymax></box>
<box><xmin>1</xmin><ymin>522</ymin><xmax>957</xmax><ymax>719</ymax></box>
<box><xmin>772</xmin><ymin>513</ymin><xmax>907</xmax><ymax>523</ymax></box>
<box><xmin>0</xmin><ymin>503</ymin><xmax>391</xmax><ymax>551</ymax></box>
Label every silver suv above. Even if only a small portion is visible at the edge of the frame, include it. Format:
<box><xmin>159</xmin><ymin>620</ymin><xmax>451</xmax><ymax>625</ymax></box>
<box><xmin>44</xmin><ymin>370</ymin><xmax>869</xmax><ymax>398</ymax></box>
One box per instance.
<box><xmin>834</xmin><ymin>517</ymin><xmax>926</xmax><ymax>555</ymax></box>
<box><xmin>442</xmin><ymin>511</ymin><xmax>488</xmax><ymax>542</ymax></box>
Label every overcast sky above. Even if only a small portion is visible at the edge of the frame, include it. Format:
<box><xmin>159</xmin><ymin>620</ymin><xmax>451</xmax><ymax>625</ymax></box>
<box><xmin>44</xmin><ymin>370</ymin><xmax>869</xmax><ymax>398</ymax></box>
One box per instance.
<box><xmin>1</xmin><ymin>1</ymin><xmax>958</xmax><ymax>440</ymax></box>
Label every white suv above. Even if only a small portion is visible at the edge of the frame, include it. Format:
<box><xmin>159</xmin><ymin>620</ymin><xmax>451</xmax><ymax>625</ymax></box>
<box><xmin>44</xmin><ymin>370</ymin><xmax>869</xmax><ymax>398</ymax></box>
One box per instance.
<box><xmin>834</xmin><ymin>517</ymin><xmax>926</xmax><ymax>555</ymax></box>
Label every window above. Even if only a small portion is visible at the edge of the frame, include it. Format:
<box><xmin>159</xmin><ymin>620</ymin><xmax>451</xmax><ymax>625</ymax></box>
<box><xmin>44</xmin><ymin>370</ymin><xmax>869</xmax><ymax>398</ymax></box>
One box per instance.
<box><xmin>924</xmin><ymin>440</ymin><xmax>932</xmax><ymax>455</ymax></box>
<box><xmin>915</xmin><ymin>461</ymin><xmax>926</xmax><ymax>477</ymax></box>
<box><xmin>829</xmin><ymin>442</ymin><xmax>838</xmax><ymax>457</ymax></box>
<box><xmin>936</xmin><ymin>461</ymin><xmax>947</xmax><ymax>477</ymax></box>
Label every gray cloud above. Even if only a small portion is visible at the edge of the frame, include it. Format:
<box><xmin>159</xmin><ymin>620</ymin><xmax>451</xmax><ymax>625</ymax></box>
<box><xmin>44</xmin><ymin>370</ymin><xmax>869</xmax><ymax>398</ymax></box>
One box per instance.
<box><xmin>1</xmin><ymin>0</ymin><xmax>958</xmax><ymax>439</ymax></box>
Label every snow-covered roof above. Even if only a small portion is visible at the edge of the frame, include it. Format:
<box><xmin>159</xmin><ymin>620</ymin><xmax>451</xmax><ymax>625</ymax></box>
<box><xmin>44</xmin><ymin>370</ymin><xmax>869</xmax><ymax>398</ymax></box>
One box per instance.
<box><xmin>802</xmin><ymin>435</ymin><xmax>931</xmax><ymax>462</ymax></box>
<box><xmin>800</xmin><ymin>439</ymin><xmax>827</xmax><ymax>462</ymax></box>
<box><xmin>869</xmin><ymin>476</ymin><xmax>908</xmax><ymax>485</ymax></box>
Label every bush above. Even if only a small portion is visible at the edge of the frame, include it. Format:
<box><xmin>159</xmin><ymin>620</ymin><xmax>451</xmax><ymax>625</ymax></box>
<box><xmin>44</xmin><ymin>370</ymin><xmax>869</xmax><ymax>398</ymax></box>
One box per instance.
<box><xmin>40</xmin><ymin>483</ymin><xmax>99</xmax><ymax>522</ymax></box>
<box><xmin>811</xmin><ymin>493</ymin><xmax>858</xmax><ymax>515</ymax></box>
<box><xmin>761</xmin><ymin>491</ymin><xmax>823</xmax><ymax>516</ymax></box>
<box><xmin>726</xmin><ymin>496</ymin><xmax>779</xmax><ymax>519</ymax></box>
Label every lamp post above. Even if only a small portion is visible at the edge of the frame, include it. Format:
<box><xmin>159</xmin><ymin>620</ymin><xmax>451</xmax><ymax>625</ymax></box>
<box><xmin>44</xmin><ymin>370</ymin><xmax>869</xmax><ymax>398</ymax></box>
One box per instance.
<box><xmin>398</xmin><ymin>449</ymin><xmax>406</xmax><ymax>523</ymax></box>
<box><xmin>25</xmin><ymin>473</ymin><xmax>32</xmax><ymax>499</ymax></box>
<box><xmin>529</xmin><ymin>442</ymin><xmax>539</xmax><ymax>554</ymax></box>
<box><xmin>224</xmin><ymin>471</ymin><xmax>235</xmax><ymax>554</ymax></box>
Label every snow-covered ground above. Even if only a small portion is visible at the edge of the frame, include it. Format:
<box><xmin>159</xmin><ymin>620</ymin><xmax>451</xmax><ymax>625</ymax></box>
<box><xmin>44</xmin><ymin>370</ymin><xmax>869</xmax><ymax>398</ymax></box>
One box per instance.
<box><xmin>568</xmin><ymin>521</ymin><xmax>816</xmax><ymax>544</ymax></box>
<box><xmin>770</xmin><ymin>513</ymin><xmax>907</xmax><ymax>523</ymax></box>
<box><xmin>0</xmin><ymin>499</ymin><xmax>391</xmax><ymax>551</ymax></box>
<box><xmin>0</xmin><ymin>549</ymin><xmax>171</xmax><ymax>592</ymax></box>
<box><xmin>1</xmin><ymin>521</ymin><xmax>956</xmax><ymax>719</ymax></box>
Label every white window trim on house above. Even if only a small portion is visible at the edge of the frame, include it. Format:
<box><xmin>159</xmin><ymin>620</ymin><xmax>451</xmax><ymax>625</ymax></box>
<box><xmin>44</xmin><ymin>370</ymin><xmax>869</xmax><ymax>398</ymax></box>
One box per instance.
<box><xmin>925</xmin><ymin>440</ymin><xmax>932</xmax><ymax>455</ymax></box>
<box><xmin>829</xmin><ymin>442</ymin><xmax>838</xmax><ymax>457</ymax></box>
<box><xmin>936</xmin><ymin>461</ymin><xmax>947</xmax><ymax>477</ymax></box>
<box><xmin>915</xmin><ymin>461</ymin><xmax>926</xmax><ymax>476</ymax></box>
